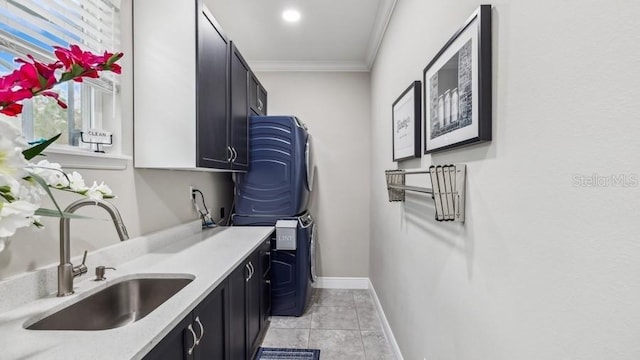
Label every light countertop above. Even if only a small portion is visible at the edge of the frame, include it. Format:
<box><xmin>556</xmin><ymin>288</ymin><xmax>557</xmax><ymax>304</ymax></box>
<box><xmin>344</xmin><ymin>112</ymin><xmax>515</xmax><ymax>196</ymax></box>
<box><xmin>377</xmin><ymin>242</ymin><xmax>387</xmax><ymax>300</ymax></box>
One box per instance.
<box><xmin>0</xmin><ymin>224</ymin><xmax>274</xmax><ymax>360</ymax></box>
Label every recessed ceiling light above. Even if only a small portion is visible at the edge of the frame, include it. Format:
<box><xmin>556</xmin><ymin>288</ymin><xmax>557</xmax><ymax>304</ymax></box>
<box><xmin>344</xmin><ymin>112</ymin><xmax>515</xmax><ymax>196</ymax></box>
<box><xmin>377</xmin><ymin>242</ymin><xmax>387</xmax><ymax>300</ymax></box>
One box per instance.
<box><xmin>282</xmin><ymin>9</ymin><xmax>301</xmax><ymax>23</ymax></box>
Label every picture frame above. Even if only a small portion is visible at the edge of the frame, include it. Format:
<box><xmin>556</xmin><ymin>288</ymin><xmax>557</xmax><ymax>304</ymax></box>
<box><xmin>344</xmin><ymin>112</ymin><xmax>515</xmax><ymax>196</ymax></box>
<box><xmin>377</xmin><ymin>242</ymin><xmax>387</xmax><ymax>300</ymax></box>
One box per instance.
<box><xmin>423</xmin><ymin>4</ymin><xmax>492</xmax><ymax>153</ymax></box>
<box><xmin>392</xmin><ymin>81</ymin><xmax>421</xmax><ymax>161</ymax></box>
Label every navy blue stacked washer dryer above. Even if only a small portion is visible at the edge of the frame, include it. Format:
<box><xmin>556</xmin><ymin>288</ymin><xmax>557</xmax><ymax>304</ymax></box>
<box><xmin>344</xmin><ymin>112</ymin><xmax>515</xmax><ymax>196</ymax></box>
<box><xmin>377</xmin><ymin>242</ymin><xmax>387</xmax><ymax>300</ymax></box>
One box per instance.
<box><xmin>233</xmin><ymin>115</ymin><xmax>315</xmax><ymax>317</ymax></box>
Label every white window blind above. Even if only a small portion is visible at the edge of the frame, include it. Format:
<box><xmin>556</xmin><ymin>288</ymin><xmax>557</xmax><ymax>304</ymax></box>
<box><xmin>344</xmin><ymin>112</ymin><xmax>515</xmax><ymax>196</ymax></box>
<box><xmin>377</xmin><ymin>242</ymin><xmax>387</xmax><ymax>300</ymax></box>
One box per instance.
<box><xmin>0</xmin><ymin>0</ymin><xmax>121</xmax><ymax>91</ymax></box>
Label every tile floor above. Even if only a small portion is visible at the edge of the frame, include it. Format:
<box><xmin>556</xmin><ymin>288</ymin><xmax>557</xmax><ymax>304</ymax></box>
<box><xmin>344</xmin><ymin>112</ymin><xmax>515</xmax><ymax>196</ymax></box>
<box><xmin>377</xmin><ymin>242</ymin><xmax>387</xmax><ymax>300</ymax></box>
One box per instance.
<box><xmin>259</xmin><ymin>289</ymin><xmax>396</xmax><ymax>360</ymax></box>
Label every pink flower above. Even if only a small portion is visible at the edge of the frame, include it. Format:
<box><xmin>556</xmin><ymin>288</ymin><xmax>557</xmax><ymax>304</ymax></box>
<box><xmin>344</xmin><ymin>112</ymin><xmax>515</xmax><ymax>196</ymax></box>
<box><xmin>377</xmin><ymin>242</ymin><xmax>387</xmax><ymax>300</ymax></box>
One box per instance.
<box><xmin>0</xmin><ymin>44</ymin><xmax>123</xmax><ymax>117</ymax></box>
<box><xmin>54</xmin><ymin>44</ymin><xmax>97</xmax><ymax>71</ymax></box>
<box><xmin>15</xmin><ymin>55</ymin><xmax>60</xmax><ymax>91</ymax></box>
<box><xmin>41</xmin><ymin>91</ymin><xmax>68</xmax><ymax>109</ymax></box>
<box><xmin>0</xmin><ymin>103</ymin><xmax>23</xmax><ymax>116</ymax></box>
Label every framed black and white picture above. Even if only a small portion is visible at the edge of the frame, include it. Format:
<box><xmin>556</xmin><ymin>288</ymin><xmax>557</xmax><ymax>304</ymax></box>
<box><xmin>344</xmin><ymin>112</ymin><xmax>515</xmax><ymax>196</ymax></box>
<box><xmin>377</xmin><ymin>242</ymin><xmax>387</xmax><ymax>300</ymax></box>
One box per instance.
<box><xmin>392</xmin><ymin>81</ymin><xmax>421</xmax><ymax>161</ymax></box>
<box><xmin>423</xmin><ymin>4</ymin><xmax>492</xmax><ymax>153</ymax></box>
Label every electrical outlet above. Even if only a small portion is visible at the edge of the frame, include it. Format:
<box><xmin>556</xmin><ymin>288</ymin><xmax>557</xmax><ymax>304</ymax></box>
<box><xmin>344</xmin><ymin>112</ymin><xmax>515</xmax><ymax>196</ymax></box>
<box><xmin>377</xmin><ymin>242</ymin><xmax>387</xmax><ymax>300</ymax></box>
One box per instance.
<box><xmin>189</xmin><ymin>185</ymin><xmax>195</xmax><ymax>201</ymax></box>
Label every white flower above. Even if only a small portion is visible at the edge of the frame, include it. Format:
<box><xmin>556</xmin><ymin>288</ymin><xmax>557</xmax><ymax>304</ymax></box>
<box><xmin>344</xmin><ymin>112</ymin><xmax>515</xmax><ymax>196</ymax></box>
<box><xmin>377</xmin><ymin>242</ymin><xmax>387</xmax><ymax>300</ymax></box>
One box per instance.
<box><xmin>67</xmin><ymin>171</ymin><xmax>88</xmax><ymax>192</ymax></box>
<box><xmin>30</xmin><ymin>160</ymin><xmax>67</xmax><ymax>188</ymax></box>
<box><xmin>0</xmin><ymin>200</ymin><xmax>39</xmax><ymax>237</ymax></box>
<box><xmin>0</xmin><ymin>120</ymin><xmax>29</xmax><ymax>180</ymax></box>
<box><xmin>17</xmin><ymin>179</ymin><xmax>45</xmax><ymax>204</ymax></box>
<box><xmin>86</xmin><ymin>181</ymin><xmax>113</xmax><ymax>200</ymax></box>
<box><xmin>0</xmin><ymin>174</ymin><xmax>22</xmax><ymax>198</ymax></box>
<box><xmin>0</xmin><ymin>121</ymin><xmax>115</xmax><ymax>240</ymax></box>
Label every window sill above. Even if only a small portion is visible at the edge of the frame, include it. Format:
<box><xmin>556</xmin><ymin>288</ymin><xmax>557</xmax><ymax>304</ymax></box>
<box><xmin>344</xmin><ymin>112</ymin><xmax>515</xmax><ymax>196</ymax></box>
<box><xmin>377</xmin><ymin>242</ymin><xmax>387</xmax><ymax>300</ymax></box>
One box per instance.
<box><xmin>42</xmin><ymin>146</ymin><xmax>131</xmax><ymax>170</ymax></box>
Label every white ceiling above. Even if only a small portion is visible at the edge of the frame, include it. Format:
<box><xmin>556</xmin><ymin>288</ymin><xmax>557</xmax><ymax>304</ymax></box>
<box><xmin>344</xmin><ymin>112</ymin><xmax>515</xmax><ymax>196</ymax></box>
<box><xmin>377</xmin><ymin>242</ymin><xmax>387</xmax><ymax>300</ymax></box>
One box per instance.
<box><xmin>203</xmin><ymin>0</ymin><xmax>397</xmax><ymax>71</ymax></box>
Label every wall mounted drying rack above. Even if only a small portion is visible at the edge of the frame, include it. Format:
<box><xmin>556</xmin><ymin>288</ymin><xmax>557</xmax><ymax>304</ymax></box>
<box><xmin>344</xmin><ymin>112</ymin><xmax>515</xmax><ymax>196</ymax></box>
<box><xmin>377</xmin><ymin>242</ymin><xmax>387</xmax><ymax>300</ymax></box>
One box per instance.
<box><xmin>385</xmin><ymin>164</ymin><xmax>466</xmax><ymax>222</ymax></box>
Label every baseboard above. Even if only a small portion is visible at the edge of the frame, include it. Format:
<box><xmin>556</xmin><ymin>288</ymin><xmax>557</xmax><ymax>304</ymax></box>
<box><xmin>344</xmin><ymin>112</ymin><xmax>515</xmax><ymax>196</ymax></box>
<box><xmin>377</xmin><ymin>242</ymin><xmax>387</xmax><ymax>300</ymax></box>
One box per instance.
<box><xmin>368</xmin><ymin>279</ymin><xmax>404</xmax><ymax>360</ymax></box>
<box><xmin>312</xmin><ymin>277</ymin><xmax>370</xmax><ymax>289</ymax></box>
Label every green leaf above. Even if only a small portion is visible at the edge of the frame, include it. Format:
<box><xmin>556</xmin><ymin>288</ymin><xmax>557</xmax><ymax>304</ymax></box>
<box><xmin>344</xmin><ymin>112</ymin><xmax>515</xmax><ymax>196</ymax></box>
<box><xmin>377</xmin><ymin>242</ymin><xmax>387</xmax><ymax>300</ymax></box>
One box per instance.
<box><xmin>0</xmin><ymin>192</ymin><xmax>15</xmax><ymax>202</ymax></box>
<box><xmin>106</xmin><ymin>52</ymin><xmax>123</xmax><ymax>66</ymax></box>
<box><xmin>38</xmin><ymin>74</ymin><xmax>48</xmax><ymax>90</ymax></box>
<box><xmin>30</xmin><ymin>173</ymin><xmax>63</xmax><ymax>216</ymax></box>
<box><xmin>22</xmin><ymin>133</ymin><xmax>61</xmax><ymax>160</ymax></box>
<box><xmin>35</xmin><ymin>208</ymin><xmax>93</xmax><ymax>219</ymax></box>
<box><xmin>71</xmin><ymin>63</ymin><xmax>84</xmax><ymax>76</ymax></box>
<box><xmin>59</xmin><ymin>72</ymin><xmax>74</xmax><ymax>83</ymax></box>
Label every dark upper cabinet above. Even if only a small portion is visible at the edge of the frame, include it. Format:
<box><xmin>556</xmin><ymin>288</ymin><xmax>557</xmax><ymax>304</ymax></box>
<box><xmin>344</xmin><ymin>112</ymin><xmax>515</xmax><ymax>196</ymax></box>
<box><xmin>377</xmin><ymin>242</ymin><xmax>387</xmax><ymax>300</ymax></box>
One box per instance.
<box><xmin>134</xmin><ymin>0</ymin><xmax>267</xmax><ymax>171</ymax></box>
<box><xmin>197</xmin><ymin>8</ymin><xmax>230</xmax><ymax>169</ymax></box>
<box><xmin>229</xmin><ymin>43</ymin><xmax>250</xmax><ymax>171</ymax></box>
<box><xmin>249</xmin><ymin>72</ymin><xmax>268</xmax><ymax>116</ymax></box>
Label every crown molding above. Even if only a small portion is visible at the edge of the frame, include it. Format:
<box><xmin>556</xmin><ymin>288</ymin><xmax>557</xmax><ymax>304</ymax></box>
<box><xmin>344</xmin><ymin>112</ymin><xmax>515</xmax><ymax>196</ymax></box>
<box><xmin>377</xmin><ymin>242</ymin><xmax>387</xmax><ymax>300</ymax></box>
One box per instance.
<box><xmin>250</xmin><ymin>60</ymin><xmax>370</xmax><ymax>72</ymax></box>
<box><xmin>365</xmin><ymin>0</ymin><xmax>397</xmax><ymax>70</ymax></box>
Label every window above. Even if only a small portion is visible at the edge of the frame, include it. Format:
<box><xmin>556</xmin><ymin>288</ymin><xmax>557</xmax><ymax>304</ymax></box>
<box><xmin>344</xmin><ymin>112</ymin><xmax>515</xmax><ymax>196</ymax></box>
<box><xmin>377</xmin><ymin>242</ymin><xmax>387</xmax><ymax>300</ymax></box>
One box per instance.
<box><xmin>0</xmin><ymin>0</ymin><xmax>121</xmax><ymax>151</ymax></box>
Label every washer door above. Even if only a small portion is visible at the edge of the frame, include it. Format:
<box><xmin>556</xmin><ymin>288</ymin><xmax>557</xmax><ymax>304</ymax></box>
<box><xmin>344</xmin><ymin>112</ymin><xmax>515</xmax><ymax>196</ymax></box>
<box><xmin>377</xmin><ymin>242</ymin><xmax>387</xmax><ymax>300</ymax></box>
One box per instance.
<box><xmin>309</xmin><ymin>223</ymin><xmax>317</xmax><ymax>283</ymax></box>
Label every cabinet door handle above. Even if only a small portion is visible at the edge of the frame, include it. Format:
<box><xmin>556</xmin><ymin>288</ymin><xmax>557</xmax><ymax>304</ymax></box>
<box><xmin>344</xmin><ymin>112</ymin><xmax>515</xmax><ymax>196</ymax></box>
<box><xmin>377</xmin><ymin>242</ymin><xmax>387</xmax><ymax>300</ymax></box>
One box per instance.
<box><xmin>249</xmin><ymin>261</ymin><xmax>255</xmax><ymax>279</ymax></box>
<box><xmin>230</xmin><ymin>147</ymin><xmax>238</xmax><ymax>162</ymax></box>
<box><xmin>194</xmin><ymin>316</ymin><xmax>205</xmax><ymax>345</ymax></box>
<box><xmin>187</xmin><ymin>324</ymin><xmax>197</xmax><ymax>355</ymax></box>
<box><xmin>265</xmin><ymin>251</ymin><xmax>271</xmax><ymax>256</ymax></box>
<box><xmin>265</xmin><ymin>279</ymin><xmax>271</xmax><ymax>284</ymax></box>
<box><xmin>257</xmin><ymin>98</ymin><xmax>263</xmax><ymax>111</ymax></box>
<box><xmin>227</xmin><ymin>146</ymin><xmax>233</xmax><ymax>162</ymax></box>
<box><xmin>245</xmin><ymin>263</ymin><xmax>251</xmax><ymax>282</ymax></box>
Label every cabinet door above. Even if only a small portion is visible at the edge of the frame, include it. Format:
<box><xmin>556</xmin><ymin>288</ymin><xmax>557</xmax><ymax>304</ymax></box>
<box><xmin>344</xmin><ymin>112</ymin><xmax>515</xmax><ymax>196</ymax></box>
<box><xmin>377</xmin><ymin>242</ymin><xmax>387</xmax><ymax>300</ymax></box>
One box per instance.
<box><xmin>228</xmin><ymin>261</ymin><xmax>249</xmax><ymax>359</ymax></box>
<box><xmin>257</xmin><ymin>84</ymin><xmax>267</xmax><ymax>116</ymax></box>
<box><xmin>259</xmin><ymin>238</ymin><xmax>272</xmax><ymax>329</ymax></box>
<box><xmin>197</xmin><ymin>9</ymin><xmax>230</xmax><ymax>169</ymax></box>
<box><xmin>249</xmin><ymin>72</ymin><xmax>267</xmax><ymax>116</ymax></box>
<box><xmin>249</xmin><ymin>73</ymin><xmax>259</xmax><ymax>115</ymax></box>
<box><xmin>143</xmin><ymin>315</ymin><xmax>194</xmax><ymax>360</ymax></box>
<box><xmin>246</xmin><ymin>252</ymin><xmax>262</xmax><ymax>356</ymax></box>
<box><xmin>193</xmin><ymin>281</ymin><xmax>228</xmax><ymax>360</ymax></box>
<box><xmin>229</xmin><ymin>43</ymin><xmax>250</xmax><ymax>171</ymax></box>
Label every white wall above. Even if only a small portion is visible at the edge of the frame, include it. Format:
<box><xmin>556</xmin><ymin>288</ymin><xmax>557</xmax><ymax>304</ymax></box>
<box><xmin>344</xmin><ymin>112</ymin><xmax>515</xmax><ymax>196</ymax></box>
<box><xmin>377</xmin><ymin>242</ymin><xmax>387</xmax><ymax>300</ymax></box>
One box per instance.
<box><xmin>370</xmin><ymin>0</ymin><xmax>640</xmax><ymax>359</ymax></box>
<box><xmin>257</xmin><ymin>72</ymin><xmax>371</xmax><ymax>277</ymax></box>
<box><xmin>0</xmin><ymin>0</ymin><xmax>234</xmax><ymax>279</ymax></box>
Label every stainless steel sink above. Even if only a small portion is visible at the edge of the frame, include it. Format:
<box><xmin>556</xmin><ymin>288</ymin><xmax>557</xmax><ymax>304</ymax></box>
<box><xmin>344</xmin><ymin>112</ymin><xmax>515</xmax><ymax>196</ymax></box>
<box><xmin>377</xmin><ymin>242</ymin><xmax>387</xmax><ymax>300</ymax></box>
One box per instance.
<box><xmin>27</xmin><ymin>276</ymin><xmax>194</xmax><ymax>331</ymax></box>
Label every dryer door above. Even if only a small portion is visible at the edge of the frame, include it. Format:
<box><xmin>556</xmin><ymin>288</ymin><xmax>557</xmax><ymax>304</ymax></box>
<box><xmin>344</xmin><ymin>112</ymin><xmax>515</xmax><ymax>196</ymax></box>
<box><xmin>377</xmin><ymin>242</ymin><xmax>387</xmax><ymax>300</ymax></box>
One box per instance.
<box><xmin>305</xmin><ymin>134</ymin><xmax>315</xmax><ymax>192</ymax></box>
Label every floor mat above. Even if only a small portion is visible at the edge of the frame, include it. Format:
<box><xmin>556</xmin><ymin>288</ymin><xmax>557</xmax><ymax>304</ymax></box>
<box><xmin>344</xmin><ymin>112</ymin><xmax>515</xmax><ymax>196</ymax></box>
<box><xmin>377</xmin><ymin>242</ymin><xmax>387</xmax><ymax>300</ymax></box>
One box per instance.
<box><xmin>255</xmin><ymin>347</ymin><xmax>321</xmax><ymax>360</ymax></box>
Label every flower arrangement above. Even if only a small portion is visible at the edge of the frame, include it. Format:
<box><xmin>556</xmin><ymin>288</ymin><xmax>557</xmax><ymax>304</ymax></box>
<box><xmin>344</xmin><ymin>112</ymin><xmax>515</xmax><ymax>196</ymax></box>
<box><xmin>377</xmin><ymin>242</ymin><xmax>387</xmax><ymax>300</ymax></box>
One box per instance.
<box><xmin>0</xmin><ymin>45</ymin><xmax>124</xmax><ymax>239</ymax></box>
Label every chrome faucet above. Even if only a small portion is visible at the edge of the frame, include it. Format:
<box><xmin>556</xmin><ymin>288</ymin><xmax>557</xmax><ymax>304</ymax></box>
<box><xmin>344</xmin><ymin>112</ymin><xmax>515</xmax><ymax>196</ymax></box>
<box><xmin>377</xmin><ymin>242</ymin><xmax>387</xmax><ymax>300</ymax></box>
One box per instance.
<box><xmin>57</xmin><ymin>198</ymin><xmax>129</xmax><ymax>297</ymax></box>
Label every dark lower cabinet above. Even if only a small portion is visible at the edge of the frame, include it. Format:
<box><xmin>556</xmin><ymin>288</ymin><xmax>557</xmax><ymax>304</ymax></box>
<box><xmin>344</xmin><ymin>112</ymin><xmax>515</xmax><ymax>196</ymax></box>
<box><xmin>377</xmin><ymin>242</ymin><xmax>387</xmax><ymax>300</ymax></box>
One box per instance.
<box><xmin>143</xmin><ymin>315</ymin><xmax>194</xmax><ymax>360</ymax></box>
<box><xmin>259</xmin><ymin>237</ymin><xmax>272</xmax><ymax>331</ymax></box>
<box><xmin>229</xmin><ymin>248</ymin><xmax>264</xmax><ymax>359</ymax></box>
<box><xmin>145</xmin><ymin>238</ymin><xmax>271</xmax><ymax>360</ymax></box>
<box><xmin>246</xmin><ymin>251</ymin><xmax>262</xmax><ymax>356</ymax></box>
<box><xmin>143</xmin><ymin>282</ymin><xmax>226</xmax><ymax>360</ymax></box>
<box><xmin>228</xmin><ymin>260</ymin><xmax>249</xmax><ymax>360</ymax></box>
<box><xmin>193</xmin><ymin>282</ymin><xmax>228</xmax><ymax>359</ymax></box>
